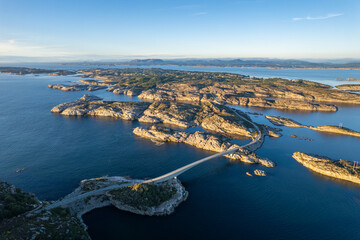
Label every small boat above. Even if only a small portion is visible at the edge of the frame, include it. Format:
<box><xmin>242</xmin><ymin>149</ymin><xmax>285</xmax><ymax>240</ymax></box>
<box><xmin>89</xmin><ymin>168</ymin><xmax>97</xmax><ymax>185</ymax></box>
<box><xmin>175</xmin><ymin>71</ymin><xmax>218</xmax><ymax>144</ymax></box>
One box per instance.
<box><xmin>16</xmin><ymin>168</ymin><xmax>25</xmax><ymax>173</ymax></box>
<box><xmin>246</xmin><ymin>172</ymin><xmax>253</xmax><ymax>177</ymax></box>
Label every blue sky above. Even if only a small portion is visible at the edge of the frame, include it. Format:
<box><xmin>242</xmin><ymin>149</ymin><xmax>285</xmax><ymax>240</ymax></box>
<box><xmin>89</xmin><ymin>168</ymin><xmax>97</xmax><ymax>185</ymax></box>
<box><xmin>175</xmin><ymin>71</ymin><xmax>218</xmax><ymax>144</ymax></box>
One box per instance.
<box><xmin>0</xmin><ymin>0</ymin><xmax>359</xmax><ymax>61</ymax></box>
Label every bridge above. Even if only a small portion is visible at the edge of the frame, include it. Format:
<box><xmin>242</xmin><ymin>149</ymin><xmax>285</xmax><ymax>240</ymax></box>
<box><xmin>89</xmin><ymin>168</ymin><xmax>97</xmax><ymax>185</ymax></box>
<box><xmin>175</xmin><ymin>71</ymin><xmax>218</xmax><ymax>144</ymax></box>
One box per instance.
<box><xmin>44</xmin><ymin>104</ymin><xmax>262</xmax><ymax>210</ymax></box>
<box><xmin>144</xmin><ymin>107</ymin><xmax>262</xmax><ymax>183</ymax></box>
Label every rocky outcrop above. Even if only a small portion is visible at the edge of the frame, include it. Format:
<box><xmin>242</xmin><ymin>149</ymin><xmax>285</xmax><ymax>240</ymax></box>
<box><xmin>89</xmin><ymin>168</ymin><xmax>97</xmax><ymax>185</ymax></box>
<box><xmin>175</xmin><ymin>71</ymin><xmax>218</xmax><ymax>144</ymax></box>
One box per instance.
<box><xmin>107</xmin><ymin>86</ymin><xmax>143</xmax><ymax>96</ymax></box>
<box><xmin>79</xmin><ymin>79</ymin><xmax>116</xmax><ymax>86</ymax></box>
<box><xmin>254</xmin><ymin>169</ymin><xmax>267</xmax><ymax>176</ymax></box>
<box><xmin>51</xmin><ymin>95</ymin><xmax>150</xmax><ymax>120</ymax></box>
<box><xmin>336</xmin><ymin>78</ymin><xmax>360</xmax><ymax>81</ymax></box>
<box><xmin>229</xmin><ymin>97</ymin><xmax>337</xmax><ymax>112</ymax></box>
<box><xmin>307</xmin><ymin>125</ymin><xmax>360</xmax><ymax>138</ymax></box>
<box><xmin>204</xmin><ymin>81</ymin><xmax>360</xmax><ymax>105</ymax></box>
<box><xmin>138</xmin><ymin>87</ymin><xmax>212</xmax><ymax>104</ymax></box>
<box><xmin>336</xmin><ymin>84</ymin><xmax>360</xmax><ymax>92</ymax></box>
<box><xmin>293</xmin><ymin>152</ymin><xmax>360</xmax><ymax>184</ymax></box>
<box><xmin>133</xmin><ymin>125</ymin><xmax>275</xmax><ymax>167</ymax></box>
<box><xmin>265</xmin><ymin>115</ymin><xmax>360</xmax><ymax>138</ymax></box>
<box><xmin>62</xmin><ymin>176</ymin><xmax>188</xmax><ymax>217</ymax></box>
<box><xmin>261</xmin><ymin>125</ymin><xmax>283</xmax><ymax>138</ymax></box>
<box><xmin>48</xmin><ymin>84</ymin><xmax>106</xmax><ymax>91</ymax></box>
<box><xmin>196</xmin><ymin>102</ymin><xmax>256</xmax><ymax>138</ymax></box>
<box><xmin>80</xmin><ymin>94</ymin><xmax>103</xmax><ymax>101</ymax></box>
<box><xmin>139</xmin><ymin>101</ymin><xmax>200</xmax><ymax>128</ymax></box>
<box><xmin>138</xmin><ymin>82</ymin><xmax>340</xmax><ymax>112</ymax></box>
<box><xmin>265</xmin><ymin>115</ymin><xmax>303</xmax><ymax>128</ymax></box>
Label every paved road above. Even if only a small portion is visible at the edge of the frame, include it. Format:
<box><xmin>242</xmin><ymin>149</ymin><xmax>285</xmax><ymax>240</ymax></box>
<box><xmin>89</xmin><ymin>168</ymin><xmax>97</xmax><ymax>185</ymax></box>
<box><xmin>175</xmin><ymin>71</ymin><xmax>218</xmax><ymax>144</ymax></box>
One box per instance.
<box><xmin>44</xmin><ymin>97</ymin><xmax>262</xmax><ymax>209</ymax></box>
<box><xmin>42</xmin><ymin>180</ymin><xmax>142</xmax><ymax>211</ymax></box>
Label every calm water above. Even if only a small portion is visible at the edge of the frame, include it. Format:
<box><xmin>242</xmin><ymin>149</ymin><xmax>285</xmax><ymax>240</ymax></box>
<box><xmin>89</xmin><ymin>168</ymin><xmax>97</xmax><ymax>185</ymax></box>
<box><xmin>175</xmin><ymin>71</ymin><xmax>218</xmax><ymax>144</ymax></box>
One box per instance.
<box><xmin>0</xmin><ymin>67</ymin><xmax>360</xmax><ymax>240</ymax></box>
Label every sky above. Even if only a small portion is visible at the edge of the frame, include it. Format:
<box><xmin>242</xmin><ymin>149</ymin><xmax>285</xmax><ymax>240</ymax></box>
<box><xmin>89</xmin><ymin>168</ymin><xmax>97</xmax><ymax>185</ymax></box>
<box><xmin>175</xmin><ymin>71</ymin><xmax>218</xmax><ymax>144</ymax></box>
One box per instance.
<box><xmin>0</xmin><ymin>0</ymin><xmax>359</xmax><ymax>62</ymax></box>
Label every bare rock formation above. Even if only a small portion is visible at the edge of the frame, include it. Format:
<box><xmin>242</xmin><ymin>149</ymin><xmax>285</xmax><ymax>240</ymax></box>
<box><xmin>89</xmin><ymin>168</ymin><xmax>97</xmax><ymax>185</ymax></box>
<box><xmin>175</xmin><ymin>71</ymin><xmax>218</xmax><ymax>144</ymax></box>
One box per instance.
<box><xmin>133</xmin><ymin>125</ymin><xmax>275</xmax><ymax>167</ymax></box>
<box><xmin>293</xmin><ymin>152</ymin><xmax>360</xmax><ymax>184</ymax></box>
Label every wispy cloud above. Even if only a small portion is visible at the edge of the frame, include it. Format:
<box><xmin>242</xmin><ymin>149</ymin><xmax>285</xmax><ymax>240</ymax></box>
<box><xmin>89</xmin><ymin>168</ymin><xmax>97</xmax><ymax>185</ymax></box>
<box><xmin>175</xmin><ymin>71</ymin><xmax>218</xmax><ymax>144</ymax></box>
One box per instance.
<box><xmin>192</xmin><ymin>12</ymin><xmax>208</xmax><ymax>16</ymax></box>
<box><xmin>292</xmin><ymin>13</ymin><xmax>343</xmax><ymax>21</ymax></box>
<box><xmin>0</xmin><ymin>39</ymin><xmax>71</xmax><ymax>57</ymax></box>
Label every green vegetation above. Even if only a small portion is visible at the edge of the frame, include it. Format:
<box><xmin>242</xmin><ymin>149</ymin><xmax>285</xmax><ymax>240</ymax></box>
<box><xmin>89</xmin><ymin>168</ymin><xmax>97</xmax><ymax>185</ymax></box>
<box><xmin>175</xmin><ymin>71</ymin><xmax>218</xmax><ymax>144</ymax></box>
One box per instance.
<box><xmin>0</xmin><ymin>182</ymin><xmax>38</xmax><ymax>222</ymax></box>
<box><xmin>80</xmin><ymin>68</ymin><xmax>333</xmax><ymax>96</ymax></box>
<box><xmin>80</xmin><ymin>178</ymin><xmax>107</xmax><ymax>192</ymax></box>
<box><xmin>83</xmin><ymin>68</ymin><xmax>244</xmax><ymax>89</ymax></box>
<box><xmin>0</xmin><ymin>207</ymin><xmax>90</xmax><ymax>240</ymax></box>
<box><xmin>0</xmin><ymin>182</ymin><xmax>89</xmax><ymax>240</ymax></box>
<box><xmin>109</xmin><ymin>183</ymin><xmax>176</xmax><ymax>210</ymax></box>
<box><xmin>49</xmin><ymin>207</ymin><xmax>70</xmax><ymax>217</ymax></box>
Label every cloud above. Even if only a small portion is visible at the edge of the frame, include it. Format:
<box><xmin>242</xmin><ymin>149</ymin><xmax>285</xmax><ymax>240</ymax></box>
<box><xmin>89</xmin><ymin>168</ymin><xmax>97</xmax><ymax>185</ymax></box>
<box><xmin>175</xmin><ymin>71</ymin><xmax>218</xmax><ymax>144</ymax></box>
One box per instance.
<box><xmin>0</xmin><ymin>39</ymin><xmax>71</xmax><ymax>57</ymax></box>
<box><xmin>292</xmin><ymin>13</ymin><xmax>343</xmax><ymax>21</ymax></box>
<box><xmin>192</xmin><ymin>12</ymin><xmax>208</xmax><ymax>16</ymax></box>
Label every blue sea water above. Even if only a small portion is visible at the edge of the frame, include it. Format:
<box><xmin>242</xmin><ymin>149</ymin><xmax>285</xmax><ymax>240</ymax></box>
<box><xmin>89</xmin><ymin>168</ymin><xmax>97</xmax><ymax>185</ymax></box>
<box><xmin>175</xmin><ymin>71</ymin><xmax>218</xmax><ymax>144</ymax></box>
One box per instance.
<box><xmin>0</xmin><ymin>66</ymin><xmax>360</xmax><ymax>240</ymax></box>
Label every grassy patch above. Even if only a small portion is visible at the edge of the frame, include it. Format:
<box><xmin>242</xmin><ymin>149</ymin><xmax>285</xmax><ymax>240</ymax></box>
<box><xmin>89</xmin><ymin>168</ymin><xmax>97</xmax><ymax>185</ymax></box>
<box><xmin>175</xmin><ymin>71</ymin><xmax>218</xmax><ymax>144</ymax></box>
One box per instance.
<box><xmin>109</xmin><ymin>183</ymin><xmax>176</xmax><ymax>210</ymax></box>
<box><xmin>0</xmin><ymin>183</ymin><xmax>38</xmax><ymax>222</ymax></box>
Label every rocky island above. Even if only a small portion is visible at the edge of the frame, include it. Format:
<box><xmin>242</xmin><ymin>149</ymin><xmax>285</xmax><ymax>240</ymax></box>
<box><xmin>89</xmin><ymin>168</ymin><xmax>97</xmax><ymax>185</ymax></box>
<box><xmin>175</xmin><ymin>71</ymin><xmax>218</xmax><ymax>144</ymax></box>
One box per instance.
<box><xmin>335</xmin><ymin>78</ymin><xmax>360</xmax><ymax>81</ymax></box>
<box><xmin>336</xmin><ymin>84</ymin><xmax>360</xmax><ymax>92</ymax></box>
<box><xmin>79</xmin><ymin>79</ymin><xmax>117</xmax><ymax>86</ymax></box>
<box><xmin>266</xmin><ymin>115</ymin><xmax>360</xmax><ymax>138</ymax></box>
<box><xmin>48</xmin><ymin>84</ymin><xmax>107</xmax><ymax>92</ymax></box>
<box><xmin>265</xmin><ymin>115</ymin><xmax>303</xmax><ymax>128</ymax></box>
<box><xmin>107</xmin><ymin>85</ymin><xmax>143</xmax><ymax>96</ymax></box>
<box><xmin>293</xmin><ymin>152</ymin><xmax>360</xmax><ymax>185</ymax></box>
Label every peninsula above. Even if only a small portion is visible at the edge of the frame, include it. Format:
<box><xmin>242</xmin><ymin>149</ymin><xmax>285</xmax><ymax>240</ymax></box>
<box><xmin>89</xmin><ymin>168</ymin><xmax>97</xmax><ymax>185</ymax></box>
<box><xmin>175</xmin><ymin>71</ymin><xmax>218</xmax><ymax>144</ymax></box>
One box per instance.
<box><xmin>48</xmin><ymin>84</ymin><xmax>107</xmax><ymax>92</ymax></box>
<box><xmin>0</xmin><ymin>177</ymin><xmax>187</xmax><ymax>240</ymax></box>
<box><xmin>293</xmin><ymin>152</ymin><xmax>360</xmax><ymax>185</ymax></box>
<box><xmin>335</xmin><ymin>78</ymin><xmax>360</xmax><ymax>81</ymax></box>
<box><xmin>336</xmin><ymin>84</ymin><xmax>360</xmax><ymax>92</ymax></box>
<box><xmin>266</xmin><ymin>115</ymin><xmax>360</xmax><ymax>138</ymax></box>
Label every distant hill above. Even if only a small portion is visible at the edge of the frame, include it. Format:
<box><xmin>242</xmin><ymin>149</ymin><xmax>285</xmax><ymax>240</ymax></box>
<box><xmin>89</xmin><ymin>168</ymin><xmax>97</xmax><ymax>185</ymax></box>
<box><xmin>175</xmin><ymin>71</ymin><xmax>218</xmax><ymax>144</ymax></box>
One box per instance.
<box><xmin>128</xmin><ymin>59</ymin><xmax>165</xmax><ymax>64</ymax></box>
<box><xmin>84</xmin><ymin>58</ymin><xmax>360</xmax><ymax>69</ymax></box>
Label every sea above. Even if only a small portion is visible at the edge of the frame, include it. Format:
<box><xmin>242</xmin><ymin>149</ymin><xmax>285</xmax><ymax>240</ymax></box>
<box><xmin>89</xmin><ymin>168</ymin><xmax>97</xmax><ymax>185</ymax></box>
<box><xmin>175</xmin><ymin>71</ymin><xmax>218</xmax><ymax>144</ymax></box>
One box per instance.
<box><xmin>0</xmin><ymin>64</ymin><xmax>360</xmax><ymax>240</ymax></box>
